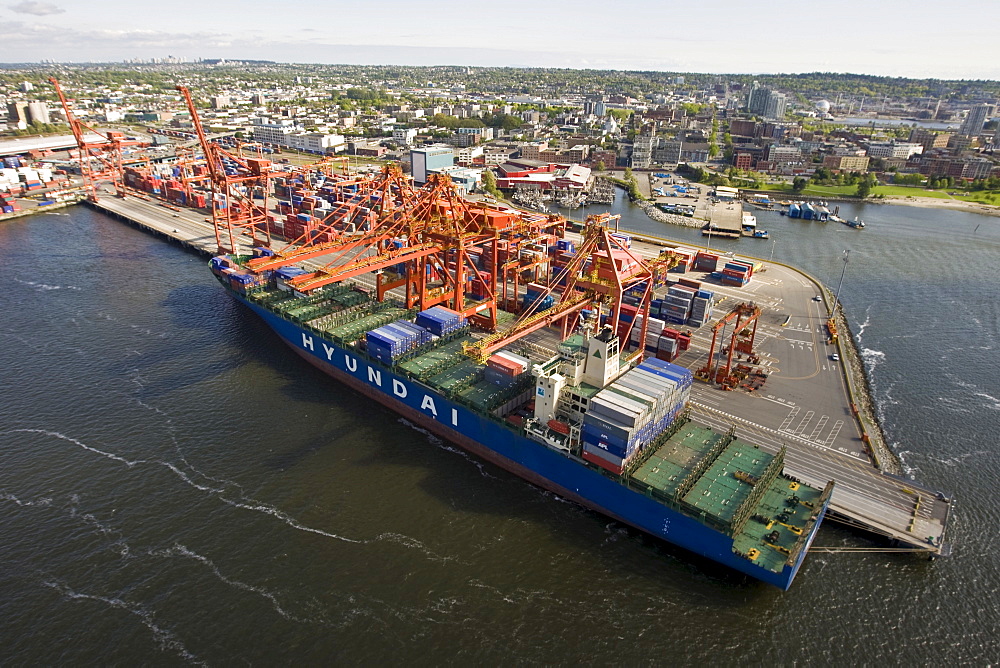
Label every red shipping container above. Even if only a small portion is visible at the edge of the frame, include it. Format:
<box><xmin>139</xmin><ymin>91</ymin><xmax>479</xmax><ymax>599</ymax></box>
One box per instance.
<box><xmin>583</xmin><ymin>450</ymin><xmax>624</xmax><ymax>475</ymax></box>
<box><xmin>487</xmin><ymin>354</ymin><xmax>523</xmax><ymax>375</ymax></box>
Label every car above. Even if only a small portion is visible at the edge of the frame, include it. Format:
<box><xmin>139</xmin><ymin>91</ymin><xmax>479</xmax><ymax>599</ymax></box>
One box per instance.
<box><xmin>812</xmin><ymin>296</ymin><xmax>822</xmax><ymax>302</ymax></box>
<box><xmin>830</xmin><ymin>353</ymin><xmax>840</xmax><ymax>361</ymax></box>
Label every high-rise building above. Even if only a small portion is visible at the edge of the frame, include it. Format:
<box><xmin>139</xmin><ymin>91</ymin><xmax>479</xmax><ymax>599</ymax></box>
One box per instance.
<box><xmin>747</xmin><ymin>86</ymin><xmax>786</xmax><ymax>120</ymax></box>
<box><xmin>958</xmin><ymin>103</ymin><xmax>994</xmax><ymax>137</ymax></box>
<box><xmin>583</xmin><ymin>98</ymin><xmax>606</xmax><ymax>116</ymax></box>
<box><xmin>26</xmin><ymin>102</ymin><xmax>50</xmax><ymax>125</ymax></box>
<box><xmin>763</xmin><ymin>93</ymin><xmax>787</xmax><ymax>121</ymax></box>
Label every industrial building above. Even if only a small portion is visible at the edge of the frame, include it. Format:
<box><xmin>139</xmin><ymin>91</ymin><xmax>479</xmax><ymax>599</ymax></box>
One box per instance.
<box><xmin>410</xmin><ymin>145</ymin><xmax>455</xmax><ymax>183</ymax></box>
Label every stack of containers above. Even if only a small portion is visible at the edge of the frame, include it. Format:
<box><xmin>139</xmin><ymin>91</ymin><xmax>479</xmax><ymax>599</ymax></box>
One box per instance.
<box><xmin>0</xmin><ymin>193</ymin><xmax>21</xmax><ymax>214</ymax></box>
<box><xmin>523</xmin><ymin>283</ymin><xmax>555</xmax><ymax>311</ymax></box>
<box><xmin>695</xmin><ymin>251</ymin><xmax>720</xmax><ymax>272</ymax></box>
<box><xmin>688</xmin><ymin>290</ymin><xmax>714</xmax><ymax>327</ymax></box>
<box><xmin>1</xmin><ymin>167</ymin><xmax>20</xmax><ymax>192</ymax></box>
<box><xmin>366</xmin><ymin>320</ymin><xmax>433</xmax><ymax>363</ymax></box>
<box><xmin>656</xmin><ymin>334</ymin><xmax>679</xmax><ymax>361</ymax></box>
<box><xmin>555</xmin><ymin>239</ymin><xmax>575</xmax><ymax>254</ymax></box>
<box><xmin>227</xmin><ymin>270</ymin><xmax>268</xmax><ymax>294</ymax></box>
<box><xmin>190</xmin><ymin>191</ymin><xmax>208</xmax><ymax>209</ymax></box>
<box><xmin>615</xmin><ymin>303</ymin><xmax>640</xmax><ymax>341</ymax></box>
<box><xmin>629</xmin><ymin>314</ymin><xmax>666</xmax><ymax>353</ymax></box>
<box><xmin>581</xmin><ymin>359</ymin><xmax>693</xmax><ymax>474</ymax></box>
<box><xmin>415</xmin><ymin>306</ymin><xmax>467</xmax><ymax>336</ymax></box>
<box><xmin>669</xmin><ymin>248</ymin><xmax>696</xmax><ymax>273</ymax></box>
<box><xmin>720</xmin><ymin>260</ymin><xmax>752</xmax><ymax>287</ymax></box>
<box><xmin>19</xmin><ymin>166</ymin><xmax>43</xmax><ymax>191</ymax></box>
<box><xmin>485</xmin><ymin>351</ymin><xmax>530</xmax><ymax>386</ymax></box>
<box><xmin>209</xmin><ymin>256</ymin><xmax>234</xmax><ymax>277</ymax></box>
<box><xmin>581</xmin><ymin>387</ymin><xmax>652</xmax><ymax>474</ymax></box>
<box><xmin>662</xmin><ymin>284</ymin><xmax>695</xmax><ymax>325</ymax></box>
<box><xmin>610</xmin><ymin>232</ymin><xmax>632</xmax><ymax>249</ymax></box>
<box><xmin>275</xmin><ymin>266</ymin><xmax>310</xmax><ymax>292</ymax></box>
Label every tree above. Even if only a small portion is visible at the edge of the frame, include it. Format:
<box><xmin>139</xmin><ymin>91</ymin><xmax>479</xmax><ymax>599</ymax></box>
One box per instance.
<box><xmin>594</xmin><ymin>160</ymin><xmax>606</xmax><ymax>172</ymax></box>
<box><xmin>624</xmin><ymin>167</ymin><xmax>633</xmax><ymax>181</ymax></box>
<box><xmin>481</xmin><ymin>169</ymin><xmax>501</xmax><ymax>198</ymax></box>
<box><xmin>856</xmin><ymin>175</ymin><xmax>876</xmax><ymax>199</ymax></box>
<box><xmin>791</xmin><ymin>177</ymin><xmax>807</xmax><ymax>194</ymax></box>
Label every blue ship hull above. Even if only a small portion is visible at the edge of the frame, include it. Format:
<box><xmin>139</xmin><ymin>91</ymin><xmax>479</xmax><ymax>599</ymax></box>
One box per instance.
<box><xmin>231</xmin><ymin>289</ymin><xmax>828</xmax><ymax>589</ymax></box>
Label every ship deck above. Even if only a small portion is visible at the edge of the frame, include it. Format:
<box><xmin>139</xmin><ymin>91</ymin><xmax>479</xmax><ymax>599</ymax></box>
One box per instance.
<box><xmin>631</xmin><ymin>425</ymin><xmax>826</xmax><ymax>573</ymax></box>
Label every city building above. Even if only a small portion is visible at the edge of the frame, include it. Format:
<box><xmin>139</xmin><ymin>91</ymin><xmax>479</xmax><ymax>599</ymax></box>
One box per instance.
<box><xmin>392</xmin><ymin>128</ymin><xmax>418</xmax><ymax>146</ymax></box>
<box><xmin>8</xmin><ymin>101</ymin><xmax>50</xmax><ymax>127</ymax></box>
<box><xmin>456</xmin><ymin>145</ymin><xmax>484</xmax><ymax>165</ymax></box>
<box><xmin>253</xmin><ymin>119</ymin><xmax>345</xmax><ymax>154</ymax></box>
<box><xmin>909</xmin><ymin>128</ymin><xmax>951</xmax><ymax>151</ymax></box>
<box><xmin>430</xmin><ymin>166</ymin><xmax>480</xmax><ymax>195</ymax></box>
<box><xmin>253</xmin><ymin>119</ymin><xmax>298</xmax><ymax>146</ymax></box>
<box><xmin>763</xmin><ymin>93</ymin><xmax>787</xmax><ymax>121</ymax></box>
<box><xmin>630</xmin><ymin>134</ymin><xmax>654</xmax><ymax>168</ymax></box>
<box><xmin>589</xmin><ymin>149</ymin><xmax>618</xmax><ymax>169</ymax></box>
<box><xmin>494</xmin><ymin>161</ymin><xmax>590</xmax><ymax>191</ymax></box>
<box><xmin>766</xmin><ymin>145</ymin><xmax>803</xmax><ymax>164</ymax></box>
<box><xmin>651</xmin><ymin>140</ymin><xmax>682</xmax><ymax>167</ymax></box>
<box><xmin>410</xmin><ymin>145</ymin><xmax>455</xmax><ymax>183</ymax></box>
<box><xmin>733</xmin><ymin>153</ymin><xmax>753</xmax><ymax>170</ymax></box>
<box><xmin>583</xmin><ymin>98</ymin><xmax>607</xmax><ymax>116</ymax></box>
<box><xmin>483</xmin><ymin>146</ymin><xmax>517</xmax><ymax>165</ymax></box>
<box><xmin>958</xmin><ymin>103</ymin><xmax>994</xmax><ymax>137</ymax></box>
<box><xmin>519</xmin><ymin>142</ymin><xmax>548</xmax><ymax>161</ymax></box>
<box><xmin>865</xmin><ymin>141</ymin><xmax>923</xmax><ymax>159</ymax></box>
<box><xmin>920</xmin><ymin>155</ymin><xmax>995</xmax><ymax>179</ymax></box>
<box><xmin>747</xmin><ymin>85</ymin><xmax>787</xmax><ymax>120</ymax></box>
<box><xmin>822</xmin><ymin>155</ymin><xmax>871</xmax><ymax>171</ymax></box>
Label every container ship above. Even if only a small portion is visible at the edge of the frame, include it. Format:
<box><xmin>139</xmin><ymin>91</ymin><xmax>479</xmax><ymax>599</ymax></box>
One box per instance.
<box><xmin>204</xmin><ymin>167</ymin><xmax>832</xmax><ymax>590</ymax></box>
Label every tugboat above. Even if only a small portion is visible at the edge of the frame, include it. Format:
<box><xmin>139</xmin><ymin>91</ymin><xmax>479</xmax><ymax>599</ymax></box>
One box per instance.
<box><xmin>847</xmin><ymin>216</ymin><xmax>866</xmax><ymax>228</ymax></box>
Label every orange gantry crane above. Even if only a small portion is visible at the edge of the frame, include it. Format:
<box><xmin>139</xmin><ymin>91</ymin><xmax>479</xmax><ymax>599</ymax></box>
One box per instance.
<box><xmin>697</xmin><ymin>302</ymin><xmax>762</xmax><ymax>388</ymax></box>
<box><xmin>177</xmin><ymin>85</ymin><xmax>280</xmax><ymax>254</ymax></box>
<box><xmin>462</xmin><ymin>212</ymin><xmax>680</xmax><ymax>362</ymax></box>
<box><xmin>50</xmin><ymin>78</ymin><xmax>147</xmax><ymax>202</ymax></box>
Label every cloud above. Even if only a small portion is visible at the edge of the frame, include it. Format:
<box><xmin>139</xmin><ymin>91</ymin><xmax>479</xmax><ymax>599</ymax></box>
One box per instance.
<box><xmin>10</xmin><ymin>1</ymin><xmax>64</xmax><ymax>15</ymax></box>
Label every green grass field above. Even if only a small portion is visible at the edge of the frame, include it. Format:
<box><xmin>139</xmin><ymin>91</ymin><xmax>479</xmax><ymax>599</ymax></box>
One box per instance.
<box><xmin>759</xmin><ymin>182</ymin><xmax>991</xmax><ymax>201</ymax></box>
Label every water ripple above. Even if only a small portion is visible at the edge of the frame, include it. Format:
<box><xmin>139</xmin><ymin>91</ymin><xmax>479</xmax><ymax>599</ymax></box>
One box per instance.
<box><xmin>42</xmin><ymin>580</ymin><xmax>206</xmax><ymax>666</ymax></box>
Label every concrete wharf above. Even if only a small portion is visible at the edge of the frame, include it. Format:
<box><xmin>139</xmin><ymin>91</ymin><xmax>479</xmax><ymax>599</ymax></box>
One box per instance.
<box><xmin>84</xmin><ymin>195</ymin><xmax>953</xmax><ymax>557</ymax></box>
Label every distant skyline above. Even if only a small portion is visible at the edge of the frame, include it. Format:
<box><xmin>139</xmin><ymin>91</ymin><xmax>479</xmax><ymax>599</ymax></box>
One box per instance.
<box><xmin>3</xmin><ymin>0</ymin><xmax>1000</xmax><ymax>80</ymax></box>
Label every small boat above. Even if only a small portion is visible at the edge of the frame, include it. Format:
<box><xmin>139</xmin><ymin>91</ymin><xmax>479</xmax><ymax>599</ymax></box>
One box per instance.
<box><xmin>752</xmin><ymin>230</ymin><xmax>770</xmax><ymax>238</ymax></box>
<box><xmin>847</xmin><ymin>216</ymin><xmax>866</xmax><ymax>229</ymax></box>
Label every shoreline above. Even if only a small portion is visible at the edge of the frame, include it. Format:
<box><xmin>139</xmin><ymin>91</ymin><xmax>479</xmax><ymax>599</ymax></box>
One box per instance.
<box><xmin>876</xmin><ymin>194</ymin><xmax>1000</xmax><ymax>217</ymax></box>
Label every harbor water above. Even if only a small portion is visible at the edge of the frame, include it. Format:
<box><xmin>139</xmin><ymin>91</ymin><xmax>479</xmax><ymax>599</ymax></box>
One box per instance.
<box><xmin>1</xmin><ymin>200</ymin><xmax>998</xmax><ymax>664</ymax></box>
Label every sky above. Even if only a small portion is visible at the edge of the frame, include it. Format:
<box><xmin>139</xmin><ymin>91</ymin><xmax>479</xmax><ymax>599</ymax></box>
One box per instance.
<box><xmin>3</xmin><ymin>0</ymin><xmax>999</xmax><ymax>80</ymax></box>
